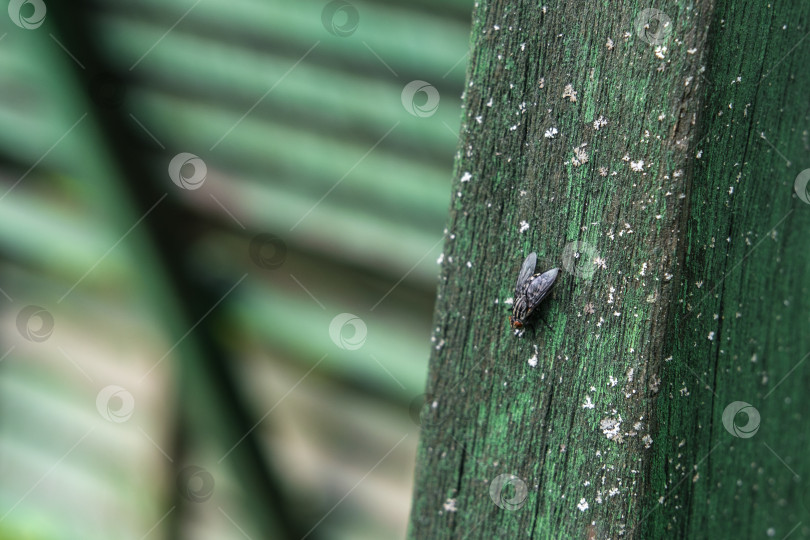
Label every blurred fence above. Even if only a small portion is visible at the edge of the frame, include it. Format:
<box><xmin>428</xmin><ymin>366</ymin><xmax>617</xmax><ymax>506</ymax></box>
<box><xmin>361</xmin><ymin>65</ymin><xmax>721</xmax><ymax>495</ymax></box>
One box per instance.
<box><xmin>0</xmin><ymin>0</ymin><xmax>471</xmax><ymax>538</ymax></box>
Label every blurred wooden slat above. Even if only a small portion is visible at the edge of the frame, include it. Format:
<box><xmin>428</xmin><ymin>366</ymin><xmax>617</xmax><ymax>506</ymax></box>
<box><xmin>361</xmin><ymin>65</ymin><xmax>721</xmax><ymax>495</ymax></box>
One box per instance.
<box><xmin>0</xmin><ymin>0</ymin><xmax>472</xmax><ymax>538</ymax></box>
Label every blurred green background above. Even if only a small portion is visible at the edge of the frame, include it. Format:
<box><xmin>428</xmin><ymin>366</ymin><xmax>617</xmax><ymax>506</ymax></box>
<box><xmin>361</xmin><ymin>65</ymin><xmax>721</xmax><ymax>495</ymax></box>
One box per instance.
<box><xmin>0</xmin><ymin>0</ymin><xmax>472</xmax><ymax>538</ymax></box>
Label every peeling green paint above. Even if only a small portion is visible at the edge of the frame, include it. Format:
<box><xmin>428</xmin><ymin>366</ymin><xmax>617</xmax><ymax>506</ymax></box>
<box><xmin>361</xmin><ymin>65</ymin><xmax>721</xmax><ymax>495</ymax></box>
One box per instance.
<box><xmin>409</xmin><ymin>0</ymin><xmax>810</xmax><ymax>538</ymax></box>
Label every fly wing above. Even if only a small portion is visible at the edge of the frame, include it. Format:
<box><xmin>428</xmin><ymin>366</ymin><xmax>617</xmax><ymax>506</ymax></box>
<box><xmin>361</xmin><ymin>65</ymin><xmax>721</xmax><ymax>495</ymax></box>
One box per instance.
<box><xmin>524</xmin><ymin>267</ymin><xmax>559</xmax><ymax>307</ymax></box>
<box><xmin>515</xmin><ymin>252</ymin><xmax>537</xmax><ymax>296</ymax></box>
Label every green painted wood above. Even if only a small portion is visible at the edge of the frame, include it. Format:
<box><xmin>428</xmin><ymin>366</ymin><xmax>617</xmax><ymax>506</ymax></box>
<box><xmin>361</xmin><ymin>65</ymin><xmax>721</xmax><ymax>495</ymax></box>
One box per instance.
<box><xmin>650</xmin><ymin>0</ymin><xmax>810</xmax><ymax>537</ymax></box>
<box><xmin>408</xmin><ymin>1</ymin><xmax>810</xmax><ymax>538</ymax></box>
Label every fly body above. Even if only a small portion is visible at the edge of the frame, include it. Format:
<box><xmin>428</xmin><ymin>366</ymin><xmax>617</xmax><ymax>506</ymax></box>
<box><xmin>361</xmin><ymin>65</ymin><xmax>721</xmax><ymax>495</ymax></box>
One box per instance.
<box><xmin>509</xmin><ymin>252</ymin><xmax>559</xmax><ymax>329</ymax></box>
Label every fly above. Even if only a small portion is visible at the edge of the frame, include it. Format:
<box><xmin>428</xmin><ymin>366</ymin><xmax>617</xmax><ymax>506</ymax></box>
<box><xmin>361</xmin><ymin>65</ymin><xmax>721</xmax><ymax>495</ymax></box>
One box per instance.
<box><xmin>509</xmin><ymin>252</ymin><xmax>559</xmax><ymax>329</ymax></box>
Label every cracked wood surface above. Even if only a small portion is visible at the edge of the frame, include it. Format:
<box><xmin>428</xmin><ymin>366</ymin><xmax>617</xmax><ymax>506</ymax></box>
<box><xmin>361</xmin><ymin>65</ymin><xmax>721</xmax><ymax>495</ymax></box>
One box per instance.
<box><xmin>408</xmin><ymin>1</ymin><xmax>810</xmax><ymax>538</ymax></box>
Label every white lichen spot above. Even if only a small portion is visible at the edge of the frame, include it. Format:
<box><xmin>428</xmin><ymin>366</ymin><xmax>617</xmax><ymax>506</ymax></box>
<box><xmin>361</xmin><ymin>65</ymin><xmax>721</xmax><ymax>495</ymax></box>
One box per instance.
<box><xmin>643</xmin><ymin>434</ymin><xmax>653</xmax><ymax>448</ymax></box>
<box><xmin>598</xmin><ymin>167</ymin><xmax>608</xmax><ymax>177</ymax></box>
<box><xmin>577</xmin><ymin>498</ymin><xmax>589</xmax><ymax>512</ymax></box>
<box><xmin>562</xmin><ymin>83</ymin><xmax>577</xmax><ymax>102</ymax></box>
<box><xmin>528</xmin><ymin>352</ymin><xmax>538</xmax><ymax>367</ymax></box>
<box><xmin>437</xmin><ymin>253</ymin><xmax>444</xmax><ymax>265</ymax></box>
<box><xmin>443</xmin><ymin>498</ymin><xmax>457</xmax><ymax>512</ymax></box>
<box><xmin>544</xmin><ymin>127</ymin><xmax>559</xmax><ymax>139</ymax></box>
<box><xmin>593</xmin><ymin>116</ymin><xmax>608</xmax><ymax>130</ymax></box>
<box><xmin>539</xmin><ymin>77</ymin><xmax>545</xmax><ymax>89</ymax></box>
<box><xmin>461</xmin><ymin>171</ymin><xmax>472</xmax><ymax>182</ymax></box>
<box><xmin>630</xmin><ymin>160</ymin><xmax>644</xmax><ymax>172</ymax></box>
<box><xmin>519</xmin><ymin>220</ymin><xmax>530</xmax><ymax>233</ymax></box>
<box><xmin>505</xmin><ymin>297</ymin><xmax>514</xmax><ymax>305</ymax></box>
<box><xmin>594</xmin><ymin>256</ymin><xmax>606</xmax><ymax>269</ymax></box>
<box><xmin>687</xmin><ymin>48</ymin><xmax>698</xmax><ymax>54</ymax></box>
<box><xmin>654</xmin><ymin>45</ymin><xmax>667</xmax><ymax>59</ymax></box>
<box><xmin>486</xmin><ymin>97</ymin><xmax>493</xmax><ymax>107</ymax></box>
<box><xmin>475</xmin><ymin>115</ymin><xmax>483</xmax><ymax>124</ymax></box>
<box><xmin>609</xmin><ymin>376</ymin><xmax>618</xmax><ymax>387</ymax></box>
<box><xmin>696</xmin><ymin>149</ymin><xmax>703</xmax><ymax>159</ymax></box>
<box><xmin>606</xmin><ymin>37</ymin><xmax>614</xmax><ymax>50</ymax></box>
<box><xmin>708</xmin><ymin>331</ymin><xmax>715</xmax><ymax>341</ymax></box>
<box><xmin>583</xmin><ymin>395</ymin><xmax>595</xmax><ymax>409</ymax></box>
<box><xmin>584</xmin><ymin>302</ymin><xmax>595</xmax><ymax>314</ymax></box>
<box><xmin>466</xmin><ymin>261</ymin><xmax>472</xmax><ymax>268</ymax></box>
<box><xmin>572</xmin><ymin>144</ymin><xmax>589</xmax><ymax>166</ymax></box>
<box><xmin>600</xmin><ymin>416</ymin><xmax>622</xmax><ymax>440</ymax></box>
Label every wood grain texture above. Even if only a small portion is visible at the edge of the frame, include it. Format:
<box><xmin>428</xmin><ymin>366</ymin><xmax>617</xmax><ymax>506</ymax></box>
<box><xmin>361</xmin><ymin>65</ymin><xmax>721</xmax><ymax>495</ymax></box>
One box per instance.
<box><xmin>408</xmin><ymin>1</ymin><xmax>810</xmax><ymax>538</ymax></box>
